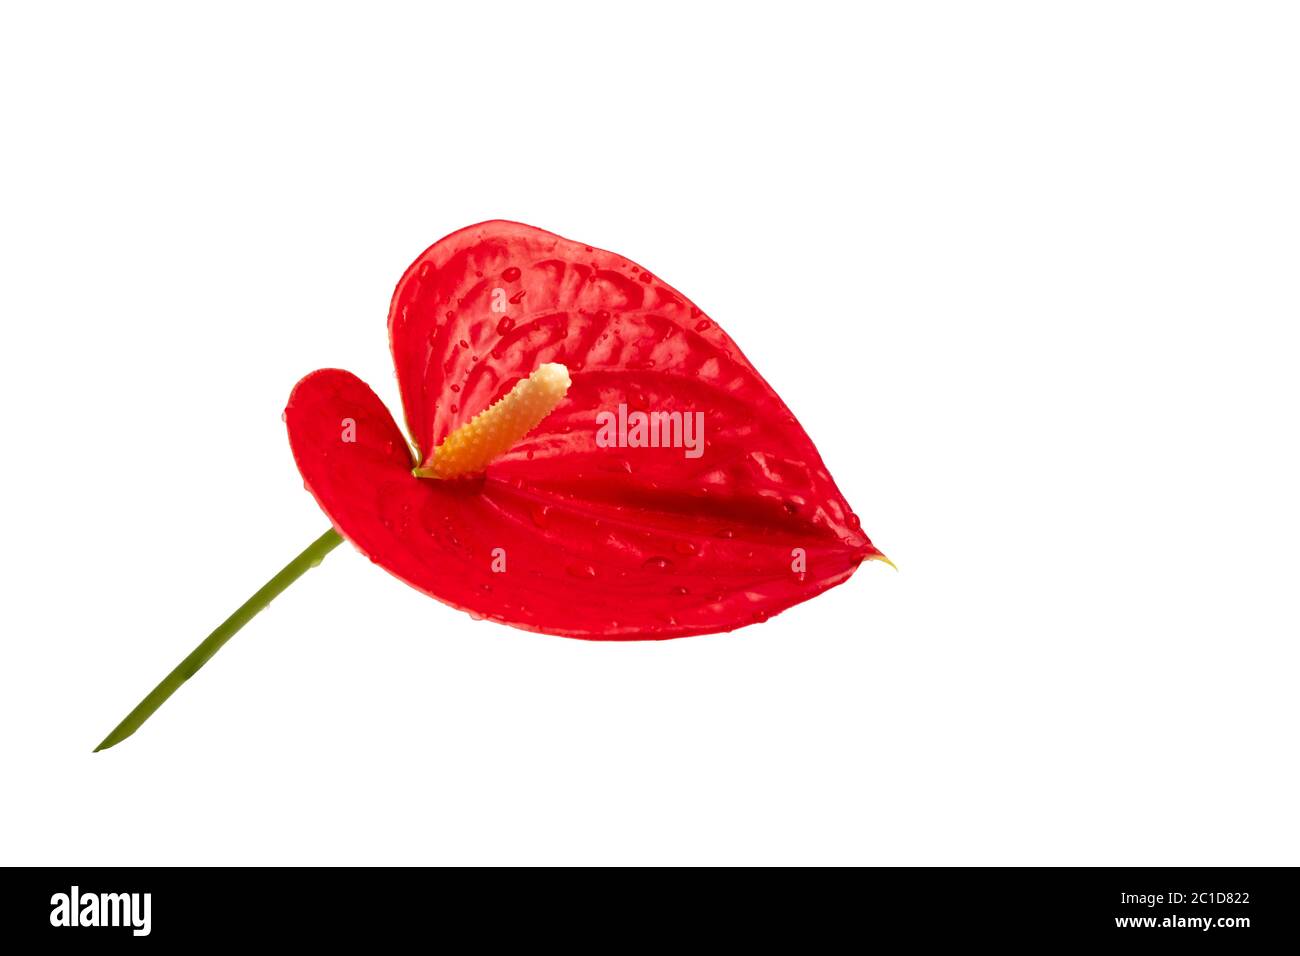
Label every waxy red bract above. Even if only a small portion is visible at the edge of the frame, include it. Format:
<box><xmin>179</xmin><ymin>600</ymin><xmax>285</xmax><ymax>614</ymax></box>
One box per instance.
<box><xmin>286</xmin><ymin>221</ymin><xmax>882</xmax><ymax>639</ymax></box>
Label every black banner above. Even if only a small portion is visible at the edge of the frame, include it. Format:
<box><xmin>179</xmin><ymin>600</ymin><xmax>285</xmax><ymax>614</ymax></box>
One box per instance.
<box><xmin>4</xmin><ymin>867</ymin><xmax>1296</xmax><ymax>946</ymax></box>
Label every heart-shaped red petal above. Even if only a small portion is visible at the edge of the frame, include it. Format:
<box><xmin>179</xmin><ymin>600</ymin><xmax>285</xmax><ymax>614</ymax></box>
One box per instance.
<box><xmin>287</xmin><ymin>221</ymin><xmax>882</xmax><ymax>639</ymax></box>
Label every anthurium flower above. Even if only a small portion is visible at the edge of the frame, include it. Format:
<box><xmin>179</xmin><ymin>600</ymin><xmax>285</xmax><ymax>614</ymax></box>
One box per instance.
<box><xmin>95</xmin><ymin>221</ymin><xmax>888</xmax><ymax>750</ymax></box>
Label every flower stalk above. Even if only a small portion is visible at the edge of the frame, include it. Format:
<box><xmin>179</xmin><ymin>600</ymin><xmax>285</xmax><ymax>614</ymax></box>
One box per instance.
<box><xmin>93</xmin><ymin>528</ymin><xmax>343</xmax><ymax>751</ymax></box>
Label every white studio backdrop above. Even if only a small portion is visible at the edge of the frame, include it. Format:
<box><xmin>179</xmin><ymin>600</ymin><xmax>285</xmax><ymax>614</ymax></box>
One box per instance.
<box><xmin>1</xmin><ymin>2</ymin><xmax>1296</xmax><ymax>865</ymax></box>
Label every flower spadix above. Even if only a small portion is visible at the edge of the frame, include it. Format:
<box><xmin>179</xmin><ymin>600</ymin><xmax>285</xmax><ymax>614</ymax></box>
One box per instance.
<box><xmin>414</xmin><ymin>363</ymin><xmax>570</xmax><ymax>479</ymax></box>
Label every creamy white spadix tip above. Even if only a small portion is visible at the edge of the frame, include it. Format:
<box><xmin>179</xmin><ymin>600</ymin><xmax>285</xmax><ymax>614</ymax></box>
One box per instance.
<box><xmin>415</xmin><ymin>363</ymin><xmax>571</xmax><ymax>479</ymax></box>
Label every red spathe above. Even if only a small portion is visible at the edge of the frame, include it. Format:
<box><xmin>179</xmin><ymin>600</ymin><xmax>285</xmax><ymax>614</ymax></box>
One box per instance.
<box><xmin>285</xmin><ymin>220</ymin><xmax>882</xmax><ymax>639</ymax></box>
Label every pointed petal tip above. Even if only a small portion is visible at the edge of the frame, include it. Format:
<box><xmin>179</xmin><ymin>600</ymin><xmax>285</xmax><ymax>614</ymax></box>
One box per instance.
<box><xmin>868</xmin><ymin>552</ymin><xmax>898</xmax><ymax>571</ymax></box>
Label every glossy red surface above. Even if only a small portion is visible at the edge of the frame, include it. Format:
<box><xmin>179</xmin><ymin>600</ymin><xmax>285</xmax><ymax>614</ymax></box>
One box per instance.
<box><xmin>286</xmin><ymin>221</ymin><xmax>882</xmax><ymax>638</ymax></box>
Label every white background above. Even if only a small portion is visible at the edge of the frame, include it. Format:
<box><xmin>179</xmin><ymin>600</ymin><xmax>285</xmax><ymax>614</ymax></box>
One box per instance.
<box><xmin>2</xmin><ymin>2</ymin><xmax>1297</xmax><ymax>866</ymax></box>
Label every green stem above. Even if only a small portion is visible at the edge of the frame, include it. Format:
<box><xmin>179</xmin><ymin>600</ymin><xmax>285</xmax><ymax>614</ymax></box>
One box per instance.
<box><xmin>93</xmin><ymin>528</ymin><xmax>344</xmax><ymax>752</ymax></box>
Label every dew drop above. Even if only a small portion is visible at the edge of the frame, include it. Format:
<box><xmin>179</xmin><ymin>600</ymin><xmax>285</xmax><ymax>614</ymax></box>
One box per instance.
<box><xmin>445</xmin><ymin>310</ymin><xmax>456</xmax><ymax>320</ymax></box>
<box><xmin>530</xmin><ymin>504</ymin><xmax>551</xmax><ymax>528</ymax></box>
<box><xmin>497</xmin><ymin>316</ymin><xmax>516</xmax><ymax>334</ymax></box>
<box><xmin>715</xmin><ymin>528</ymin><xmax>735</xmax><ymax>539</ymax></box>
<box><xmin>847</xmin><ymin>512</ymin><xmax>862</xmax><ymax>530</ymax></box>
<box><xmin>450</xmin><ymin>384</ymin><xmax>460</xmax><ymax>392</ymax></box>
<box><xmin>502</xmin><ymin>266</ymin><xmax>521</xmax><ymax>282</ymax></box>
<box><xmin>673</xmin><ymin>540</ymin><xmax>698</xmax><ymax>556</ymax></box>
<box><xmin>642</xmin><ymin>556</ymin><xmax>673</xmax><ymax>571</ymax></box>
<box><xmin>695</xmin><ymin>319</ymin><xmax>712</xmax><ymax>332</ymax></box>
<box><xmin>566</xmin><ymin>562</ymin><xmax>597</xmax><ymax>579</ymax></box>
<box><xmin>671</xmin><ymin>585</ymin><xmax>690</xmax><ymax>596</ymax></box>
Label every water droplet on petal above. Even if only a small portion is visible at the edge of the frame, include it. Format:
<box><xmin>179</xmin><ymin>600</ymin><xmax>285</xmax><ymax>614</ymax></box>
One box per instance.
<box><xmin>673</xmin><ymin>540</ymin><xmax>698</xmax><ymax>556</ymax></box>
<box><xmin>641</xmin><ymin>556</ymin><xmax>673</xmax><ymax>571</ymax></box>
<box><xmin>566</xmin><ymin>562</ymin><xmax>597</xmax><ymax>579</ymax></box>
<box><xmin>497</xmin><ymin>316</ymin><xmax>516</xmax><ymax>334</ymax></box>
<box><xmin>502</xmin><ymin>266</ymin><xmax>521</xmax><ymax>282</ymax></box>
